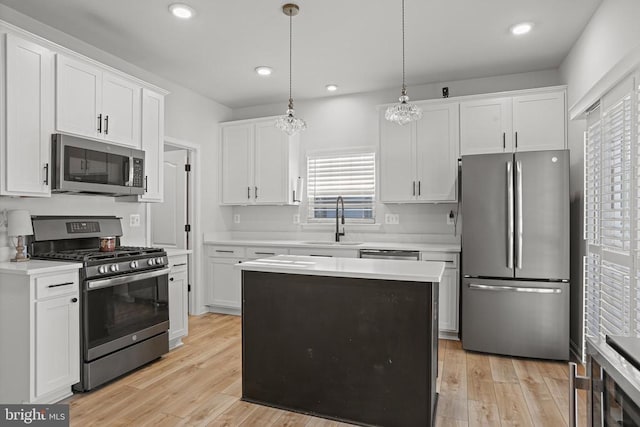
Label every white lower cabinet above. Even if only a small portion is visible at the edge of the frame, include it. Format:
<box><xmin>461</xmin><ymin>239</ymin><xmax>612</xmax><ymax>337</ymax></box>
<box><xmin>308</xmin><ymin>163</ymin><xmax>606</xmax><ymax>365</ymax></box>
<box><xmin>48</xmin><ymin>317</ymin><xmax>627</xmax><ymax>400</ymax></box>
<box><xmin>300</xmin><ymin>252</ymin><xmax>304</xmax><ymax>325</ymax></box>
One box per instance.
<box><xmin>422</xmin><ymin>252</ymin><xmax>460</xmax><ymax>337</ymax></box>
<box><xmin>168</xmin><ymin>254</ymin><xmax>189</xmax><ymax>349</ymax></box>
<box><xmin>0</xmin><ymin>266</ymin><xmax>80</xmax><ymax>403</ymax></box>
<box><xmin>205</xmin><ymin>245</ymin><xmax>246</xmax><ymax>314</ymax></box>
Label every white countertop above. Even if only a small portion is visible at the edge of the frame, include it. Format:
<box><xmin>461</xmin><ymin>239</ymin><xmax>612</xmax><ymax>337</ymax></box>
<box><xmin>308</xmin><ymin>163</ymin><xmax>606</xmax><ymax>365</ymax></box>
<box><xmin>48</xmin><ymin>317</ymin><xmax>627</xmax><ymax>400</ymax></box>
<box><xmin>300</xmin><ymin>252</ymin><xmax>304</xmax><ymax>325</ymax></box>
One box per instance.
<box><xmin>204</xmin><ymin>238</ymin><xmax>460</xmax><ymax>253</ymax></box>
<box><xmin>163</xmin><ymin>248</ymin><xmax>193</xmax><ymax>257</ymax></box>
<box><xmin>236</xmin><ymin>255</ymin><xmax>445</xmax><ymax>282</ymax></box>
<box><xmin>0</xmin><ymin>260</ymin><xmax>83</xmax><ymax>276</ymax></box>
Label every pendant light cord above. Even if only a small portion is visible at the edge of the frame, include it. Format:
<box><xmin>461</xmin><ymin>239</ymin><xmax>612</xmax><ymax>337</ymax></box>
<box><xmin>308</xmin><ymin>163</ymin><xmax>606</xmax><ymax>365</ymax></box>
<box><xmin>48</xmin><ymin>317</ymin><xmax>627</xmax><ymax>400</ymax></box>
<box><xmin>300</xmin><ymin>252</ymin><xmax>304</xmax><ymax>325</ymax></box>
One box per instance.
<box><xmin>288</xmin><ymin>12</ymin><xmax>293</xmax><ymax>108</ymax></box>
<box><xmin>401</xmin><ymin>0</ymin><xmax>406</xmax><ymax>94</ymax></box>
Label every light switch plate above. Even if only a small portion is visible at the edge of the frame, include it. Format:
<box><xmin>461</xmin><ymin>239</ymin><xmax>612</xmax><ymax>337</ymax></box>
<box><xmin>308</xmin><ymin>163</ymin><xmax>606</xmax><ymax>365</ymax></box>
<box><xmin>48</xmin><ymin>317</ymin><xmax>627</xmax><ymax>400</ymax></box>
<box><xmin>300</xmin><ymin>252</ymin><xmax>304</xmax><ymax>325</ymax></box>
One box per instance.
<box><xmin>233</xmin><ymin>214</ymin><xmax>241</xmax><ymax>224</ymax></box>
<box><xmin>293</xmin><ymin>214</ymin><xmax>300</xmax><ymax>224</ymax></box>
<box><xmin>129</xmin><ymin>214</ymin><xmax>141</xmax><ymax>227</ymax></box>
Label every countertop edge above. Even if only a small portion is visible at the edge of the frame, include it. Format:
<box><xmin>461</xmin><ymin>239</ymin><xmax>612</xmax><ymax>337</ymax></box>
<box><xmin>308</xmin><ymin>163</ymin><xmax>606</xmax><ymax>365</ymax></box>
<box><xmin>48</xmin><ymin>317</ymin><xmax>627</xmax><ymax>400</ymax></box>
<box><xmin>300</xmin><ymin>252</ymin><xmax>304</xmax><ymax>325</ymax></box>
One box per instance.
<box><xmin>0</xmin><ymin>261</ymin><xmax>83</xmax><ymax>276</ymax></box>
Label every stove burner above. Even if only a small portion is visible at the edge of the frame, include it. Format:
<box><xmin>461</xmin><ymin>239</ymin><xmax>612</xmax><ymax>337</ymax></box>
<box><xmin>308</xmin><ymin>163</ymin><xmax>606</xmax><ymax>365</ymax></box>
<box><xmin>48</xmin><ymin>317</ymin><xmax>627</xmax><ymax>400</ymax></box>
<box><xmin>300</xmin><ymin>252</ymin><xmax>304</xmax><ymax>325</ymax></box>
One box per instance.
<box><xmin>33</xmin><ymin>246</ymin><xmax>165</xmax><ymax>262</ymax></box>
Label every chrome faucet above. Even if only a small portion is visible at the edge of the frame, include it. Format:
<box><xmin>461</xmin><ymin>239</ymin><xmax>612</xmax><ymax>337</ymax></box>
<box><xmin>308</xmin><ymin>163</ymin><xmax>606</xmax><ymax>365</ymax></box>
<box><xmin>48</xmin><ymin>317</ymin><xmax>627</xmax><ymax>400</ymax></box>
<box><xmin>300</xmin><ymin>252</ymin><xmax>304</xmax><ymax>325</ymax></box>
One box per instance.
<box><xmin>335</xmin><ymin>196</ymin><xmax>345</xmax><ymax>242</ymax></box>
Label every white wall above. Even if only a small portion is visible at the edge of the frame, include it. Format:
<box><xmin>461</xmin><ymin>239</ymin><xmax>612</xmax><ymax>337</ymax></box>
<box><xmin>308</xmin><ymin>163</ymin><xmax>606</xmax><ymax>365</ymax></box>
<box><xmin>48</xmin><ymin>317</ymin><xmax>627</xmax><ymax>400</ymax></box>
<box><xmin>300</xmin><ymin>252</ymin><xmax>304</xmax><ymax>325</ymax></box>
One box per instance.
<box><xmin>0</xmin><ymin>5</ymin><xmax>232</xmax><ymax>262</ymax></box>
<box><xmin>559</xmin><ymin>0</ymin><xmax>640</xmax><ymax>357</ymax></box>
<box><xmin>229</xmin><ymin>69</ymin><xmax>562</xmax><ymax>242</ymax></box>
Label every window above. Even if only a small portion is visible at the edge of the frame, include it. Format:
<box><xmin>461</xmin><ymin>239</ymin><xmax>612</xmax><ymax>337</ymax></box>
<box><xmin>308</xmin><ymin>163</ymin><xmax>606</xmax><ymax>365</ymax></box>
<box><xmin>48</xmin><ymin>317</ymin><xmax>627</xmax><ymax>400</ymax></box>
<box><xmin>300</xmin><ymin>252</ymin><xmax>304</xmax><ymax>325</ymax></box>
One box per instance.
<box><xmin>306</xmin><ymin>152</ymin><xmax>375</xmax><ymax>222</ymax></box>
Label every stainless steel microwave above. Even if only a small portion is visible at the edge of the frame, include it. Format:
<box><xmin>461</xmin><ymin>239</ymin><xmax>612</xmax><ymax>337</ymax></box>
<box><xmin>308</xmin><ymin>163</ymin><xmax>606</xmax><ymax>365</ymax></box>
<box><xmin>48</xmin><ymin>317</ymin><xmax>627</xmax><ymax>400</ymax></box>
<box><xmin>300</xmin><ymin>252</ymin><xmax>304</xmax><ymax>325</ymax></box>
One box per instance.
<box><xmin>51</xmin><ymin>134</ymin><xmax>145</xmax><ymax>196</ymax></box>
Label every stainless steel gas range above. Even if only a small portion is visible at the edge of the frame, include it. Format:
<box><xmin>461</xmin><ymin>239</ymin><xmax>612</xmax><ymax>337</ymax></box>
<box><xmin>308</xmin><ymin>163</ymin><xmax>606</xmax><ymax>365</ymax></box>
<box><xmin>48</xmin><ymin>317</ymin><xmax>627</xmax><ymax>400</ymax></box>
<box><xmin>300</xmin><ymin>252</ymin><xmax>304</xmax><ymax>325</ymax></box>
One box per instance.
<box><xmin>29</xmin><ymin>216</ymin><xmax>169</xmax><ymax>391</ymax></box>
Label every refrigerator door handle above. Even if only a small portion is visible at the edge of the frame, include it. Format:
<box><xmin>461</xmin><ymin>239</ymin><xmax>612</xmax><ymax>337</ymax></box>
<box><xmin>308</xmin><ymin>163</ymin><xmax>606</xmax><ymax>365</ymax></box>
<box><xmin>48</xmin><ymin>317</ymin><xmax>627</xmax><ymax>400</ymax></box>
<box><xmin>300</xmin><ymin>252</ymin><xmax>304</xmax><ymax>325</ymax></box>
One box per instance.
<box><xmin>468</xmin><ymin>283</ymin><xmax>562</xmax><ymax>294</ymax></box>
<box><xmin>507</xmin><ymin>161</ymin><xmax>514</xmax><ymax>269</ymax></box>
<box><xmin>516</xmin><ymin>160</ymin><xmax>523</xmax><ymax>270</ymax></box>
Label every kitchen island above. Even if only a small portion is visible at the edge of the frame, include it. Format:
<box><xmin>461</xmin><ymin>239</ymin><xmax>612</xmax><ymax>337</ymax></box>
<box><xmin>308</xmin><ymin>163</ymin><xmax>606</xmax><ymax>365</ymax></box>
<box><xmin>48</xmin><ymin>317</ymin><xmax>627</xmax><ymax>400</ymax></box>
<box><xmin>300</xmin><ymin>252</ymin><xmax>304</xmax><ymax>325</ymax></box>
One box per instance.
<box><xmin>237</xmin><ymin>255</ymin><xmax>445</xmax><ymax>427</ymax></box>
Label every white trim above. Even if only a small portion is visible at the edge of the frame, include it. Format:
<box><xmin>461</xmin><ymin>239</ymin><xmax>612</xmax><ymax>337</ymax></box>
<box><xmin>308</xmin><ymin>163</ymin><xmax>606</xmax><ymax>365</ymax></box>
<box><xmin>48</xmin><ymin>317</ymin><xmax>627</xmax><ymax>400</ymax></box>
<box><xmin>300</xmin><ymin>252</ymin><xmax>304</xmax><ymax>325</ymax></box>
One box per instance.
<box><xmin>569</xmin><ymin>43</ymin><xmax>640</xmax><ymax>120</ymax></box>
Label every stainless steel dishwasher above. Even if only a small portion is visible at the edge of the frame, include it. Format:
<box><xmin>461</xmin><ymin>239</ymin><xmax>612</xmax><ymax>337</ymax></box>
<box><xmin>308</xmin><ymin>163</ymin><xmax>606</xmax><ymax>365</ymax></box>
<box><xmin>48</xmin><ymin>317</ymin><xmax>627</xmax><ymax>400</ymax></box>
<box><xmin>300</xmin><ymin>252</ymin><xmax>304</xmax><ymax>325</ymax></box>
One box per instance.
<box><xmin>359</xmin><ymin>249</ymin><xmax>420</xmax><ymax>260</ymax></box>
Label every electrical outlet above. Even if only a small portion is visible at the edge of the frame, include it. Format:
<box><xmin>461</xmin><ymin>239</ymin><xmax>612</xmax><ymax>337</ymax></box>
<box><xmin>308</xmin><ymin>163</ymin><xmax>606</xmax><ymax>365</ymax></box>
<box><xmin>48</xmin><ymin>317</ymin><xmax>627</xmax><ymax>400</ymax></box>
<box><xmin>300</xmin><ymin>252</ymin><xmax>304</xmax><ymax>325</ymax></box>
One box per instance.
<box><xmin>129</xmin><ymin>214</ymin><xmax>141</xmax><ymax>227</ymax></box>
<box><xmin>447</xmin><ymin>211</ymin><xmax>455</xmax><ymax>225</ymax></box>
<box><xmin>385</xmin><ymin>214</ymin><xmax>399</xmax><ymax>224</ymax></box>
<box><xmin>233</xmin><ymin>214</ymin><xmax>241</xmax><ymax>224</ymax></box>
<box><xmin>293</xmin><ymin>214</ymin><xmax>300</xmax><ymax>224</ymax></box>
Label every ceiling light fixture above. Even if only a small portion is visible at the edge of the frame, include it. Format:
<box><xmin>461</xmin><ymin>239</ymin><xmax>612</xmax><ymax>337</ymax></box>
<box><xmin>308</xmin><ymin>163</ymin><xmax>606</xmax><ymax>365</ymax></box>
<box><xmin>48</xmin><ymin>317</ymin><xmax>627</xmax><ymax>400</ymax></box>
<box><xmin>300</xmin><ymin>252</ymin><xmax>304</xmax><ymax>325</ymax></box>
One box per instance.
<box><xmin>169</xmin><ymin>3</ymin><xmax>195</xmax><ymax>19</ymax></box>
<box><xmin>385</xmin><ymin>0</ymin><xmax>422</xmax><ymax>126</ymax></box>
<box><xmin>255</xmin><ymin>66</ymin><xmax>273</xmax><ymax>76</ymax></box>
<box><xmin>326</xmin><ymin>84</ymin><xmax>338</xmax><ymax>92</ymax></box>
<box><xmin>275</xmin><ymin>3</ymin><xmax>307</xmax><ymax>136</ymax></box>
<box><xmin>510</xmin><ymin>22</ymin><xmax>533</xmax><ymax>35</ymax></box>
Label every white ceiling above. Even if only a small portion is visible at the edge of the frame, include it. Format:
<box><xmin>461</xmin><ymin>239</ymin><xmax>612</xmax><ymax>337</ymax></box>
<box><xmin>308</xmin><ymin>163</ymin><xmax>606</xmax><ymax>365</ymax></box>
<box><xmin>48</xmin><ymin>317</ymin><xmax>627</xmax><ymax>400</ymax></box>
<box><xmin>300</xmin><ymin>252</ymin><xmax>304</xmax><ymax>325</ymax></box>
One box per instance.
<box><xmin>0</xmin><ymin>0</ymin><xmax>602</xmax><ymax>109</ymax></box>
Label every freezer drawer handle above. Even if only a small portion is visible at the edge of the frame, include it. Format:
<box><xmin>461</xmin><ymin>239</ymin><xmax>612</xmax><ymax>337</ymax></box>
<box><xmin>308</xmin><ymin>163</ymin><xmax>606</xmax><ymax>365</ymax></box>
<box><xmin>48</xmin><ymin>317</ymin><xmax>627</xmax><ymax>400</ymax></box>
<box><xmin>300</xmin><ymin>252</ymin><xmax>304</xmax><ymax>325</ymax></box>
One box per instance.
<box><xmin>569</xmin><ymin>362</ymin><xmax>590</xmax><ymax>427</ymax></box>
<box><xmin>468</xmin><ymin>283</ymin><xmax>561</xmax><ymax>294</ymax></box>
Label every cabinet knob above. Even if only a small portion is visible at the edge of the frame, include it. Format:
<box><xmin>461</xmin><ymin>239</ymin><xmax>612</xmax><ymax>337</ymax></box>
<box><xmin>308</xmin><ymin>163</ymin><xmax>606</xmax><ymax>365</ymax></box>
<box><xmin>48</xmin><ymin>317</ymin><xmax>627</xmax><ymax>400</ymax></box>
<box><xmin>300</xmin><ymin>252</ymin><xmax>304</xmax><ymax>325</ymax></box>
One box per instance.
<box><xmin>169</xmin><ymin>277</ymin><xmax>174</xmax><ymax>281</ymax></box>
<box><xmin>71</xmin><ymin>297</ymin><xmax>78</xmax><ymax>303</ymax></box>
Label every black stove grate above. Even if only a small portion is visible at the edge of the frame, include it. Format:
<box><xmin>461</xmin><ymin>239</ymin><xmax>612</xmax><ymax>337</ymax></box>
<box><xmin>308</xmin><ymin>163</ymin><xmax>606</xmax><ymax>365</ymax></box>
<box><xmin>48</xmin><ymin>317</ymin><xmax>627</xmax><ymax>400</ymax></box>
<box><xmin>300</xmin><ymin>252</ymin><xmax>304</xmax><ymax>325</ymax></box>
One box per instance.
<box><xmin>33</xmin><ymin>246</ymin><xmax>165</xmax><ymax>262</ymax></box>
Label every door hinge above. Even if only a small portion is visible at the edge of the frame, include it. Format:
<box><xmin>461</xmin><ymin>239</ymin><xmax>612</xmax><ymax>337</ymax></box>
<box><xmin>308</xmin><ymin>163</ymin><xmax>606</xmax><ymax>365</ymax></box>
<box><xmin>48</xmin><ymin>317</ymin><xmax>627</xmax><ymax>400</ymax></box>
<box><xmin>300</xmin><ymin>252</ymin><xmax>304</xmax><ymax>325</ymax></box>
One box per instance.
<box><xmin>185</xmin><ymin>224</ymin><xmax>191</xmax><ymax>232</ymax></box>
<box><xmin>185</xmin><ymin>164</ymin><xmax>191</xmax><ymax>172</ymax></box>
<box><xmin>188</xmin><ymin>284</ymin><xmax>191</xmax><ymax>292</ymax></box>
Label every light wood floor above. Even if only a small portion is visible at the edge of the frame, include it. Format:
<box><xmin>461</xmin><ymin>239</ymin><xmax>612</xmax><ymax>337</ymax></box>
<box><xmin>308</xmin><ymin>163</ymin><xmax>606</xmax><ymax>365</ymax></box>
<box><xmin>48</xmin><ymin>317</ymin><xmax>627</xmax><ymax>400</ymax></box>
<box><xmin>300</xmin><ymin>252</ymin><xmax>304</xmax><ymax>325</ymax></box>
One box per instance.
<box><xmin>68</xmin><ymin>313</ymin><xmax>587</xmax><ymax>426</ymax></box>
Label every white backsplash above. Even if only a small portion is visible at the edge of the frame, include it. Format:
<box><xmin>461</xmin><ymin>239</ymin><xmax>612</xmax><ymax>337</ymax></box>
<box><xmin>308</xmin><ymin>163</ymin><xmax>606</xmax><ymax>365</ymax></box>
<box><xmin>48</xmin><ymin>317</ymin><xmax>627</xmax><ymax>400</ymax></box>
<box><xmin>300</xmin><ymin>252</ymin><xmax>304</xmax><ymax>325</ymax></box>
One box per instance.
<box><xmin>0</xmin><ymin>194</ymin><xmax>147</xmax><ymax>262</ymax></box>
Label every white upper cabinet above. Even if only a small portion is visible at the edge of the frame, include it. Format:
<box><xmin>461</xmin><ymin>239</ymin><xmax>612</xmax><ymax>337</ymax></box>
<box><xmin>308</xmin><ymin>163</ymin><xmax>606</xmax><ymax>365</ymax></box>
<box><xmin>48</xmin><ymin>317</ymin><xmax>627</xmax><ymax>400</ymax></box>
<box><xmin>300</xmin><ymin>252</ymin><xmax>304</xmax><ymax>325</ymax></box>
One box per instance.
<box><xmin>380</xmin><ymin>101</ymin><xmax>459</xmax><ymax>203</ymax></box>
<box><xmin>459</xmin><ymin>97</ymin><xmax>512</xmax><ymax>155</ymax></box>
<box><xmin>2</xmin><ymin>33</ymin><xmax>54</xmax><ymax>197</ymax></box>
<box><xmin>139</xmin><ymin>88</ymin><xmax>165</xmax><ymax>202</ymax></box>
<box><xmin>220</xmin><ymin>118</ymin><xmax>300</xmax><ymax>205</ymax></box>
<box><xmin>460</xmin><ymin>88</ymin><xmax>566</xmax><ymax>155</ymax></box>
<box><xmin>512</xmin><ymin>91</ymin><xmax>566</xmax><ymax>152</ymax></box>
<box><xmin>56</xmin><ymin>54</ymin><xmax>141</xmax><ymax>148</ymax></box>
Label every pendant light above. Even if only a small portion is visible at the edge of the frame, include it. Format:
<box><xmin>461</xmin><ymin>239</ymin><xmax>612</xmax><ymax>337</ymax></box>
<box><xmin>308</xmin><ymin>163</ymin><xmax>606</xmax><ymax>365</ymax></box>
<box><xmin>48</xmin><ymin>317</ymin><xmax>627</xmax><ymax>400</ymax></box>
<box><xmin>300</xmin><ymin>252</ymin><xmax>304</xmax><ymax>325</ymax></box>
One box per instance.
<box><xmin>385</xmin><ymin>0</ymin><xmax>422</xmax><ymax>126</ymax></box>
<box><xmin>275</xmin><ymin>3</ymin><xmax>307</xmax><ymax>136</ymax></box>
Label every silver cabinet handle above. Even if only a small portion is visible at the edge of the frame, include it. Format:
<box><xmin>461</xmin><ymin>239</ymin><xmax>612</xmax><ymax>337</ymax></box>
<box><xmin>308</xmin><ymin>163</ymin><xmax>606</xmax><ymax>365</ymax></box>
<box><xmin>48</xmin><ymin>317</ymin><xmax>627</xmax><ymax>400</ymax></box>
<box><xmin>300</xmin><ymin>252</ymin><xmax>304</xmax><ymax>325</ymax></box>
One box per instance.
<box><xmin>516</xmin><ymin>160</ymin><xmax>523</xmax><ymax>270</ymax></box>
<box><xmin>468</xmin><ymin>283</ymin><xmax>561</xmax><ymax>294</ymax></box>
<box><xmin>507</xmin><ymin>161</ymin><xmax>514</xmax><ymax>269</ymax></box>
<box><xmin>97</xmin><ymin>114</ymin><xmax>102</xmax><ymax>133</ymax></box>
<box><xmin>255</xmin><ymin>186</ymin><xmax>258</xmax><ymax>199</ymax></box>
<box><xmin>502</xmin><ymin>132</ymin><xmax>506</xmax><ymax>150</ymax></box>
<box><xmin>43</xmin><ymin>163</ymin><xmax>49</xmax><ymax>185</ymax></box>
<box><xmin>412</xmin><ymin>181</ymin><xmax>416</xmax><ymax>197</ymax></box>
<box><xmin>48</xmin><ymin>282</ymin><xmax>74</xmax><ymax>288</ymax></box>
<box><xmin>104</xmin><ymin>115</ymin><xmax>109</xmax><ymax>135</ymax></box>
<box><xmin>247</xmin><ymin>186</ymin><xmax>251</xmax><ymax>199</ymax></box>
<box><xmin>254</xmin><ymin>252</ymin><xmax>276</xmax><ymax>255</ymax></box>
<box><xmin>215</xmin><ymin>250</ymin><xmax>234</xmax><ymax>253</ymax></box>
<box><xmin>569</xmin><ymin>362</ymin><xmax>590</xmax><ymax>427</ymax></box>
<box><xmin>172</xmin><ymin>263</ymin><xmax>187</xmax><ymax>267</ymax></box>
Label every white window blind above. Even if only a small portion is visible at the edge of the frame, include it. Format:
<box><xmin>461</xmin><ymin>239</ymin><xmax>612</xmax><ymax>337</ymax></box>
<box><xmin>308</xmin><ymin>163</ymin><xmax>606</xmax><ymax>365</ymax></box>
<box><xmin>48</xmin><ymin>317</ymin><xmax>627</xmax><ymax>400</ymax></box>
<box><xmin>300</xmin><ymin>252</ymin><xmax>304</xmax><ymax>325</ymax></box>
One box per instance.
<box><xmin>584</xmin><ymin>107</ymin><xmax>601</xmax><ymax>245</ymax></box>
<box><xmin>584</xmin><ymin>253</ymin><xmax>601</xmax><ymax>339</ymax></box>
<box><xmin>601</xmin><ymin>94</ymin><xmax>632</xmax><ymax>253</ymax></box>
<box><xmin>307</xmin><ymin>152</ymin><xmax>376</xmax><ymax>221</ymax></box>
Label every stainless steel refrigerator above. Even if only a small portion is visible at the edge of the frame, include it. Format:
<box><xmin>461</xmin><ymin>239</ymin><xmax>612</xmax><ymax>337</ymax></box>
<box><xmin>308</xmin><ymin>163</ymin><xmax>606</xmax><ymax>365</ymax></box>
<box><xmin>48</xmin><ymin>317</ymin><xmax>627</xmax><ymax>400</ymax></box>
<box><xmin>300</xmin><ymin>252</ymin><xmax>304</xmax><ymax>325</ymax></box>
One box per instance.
<box><xmin>461</xmin><ymin>150</ymin><xmax>570</xmax><ymax>360</ymax></box>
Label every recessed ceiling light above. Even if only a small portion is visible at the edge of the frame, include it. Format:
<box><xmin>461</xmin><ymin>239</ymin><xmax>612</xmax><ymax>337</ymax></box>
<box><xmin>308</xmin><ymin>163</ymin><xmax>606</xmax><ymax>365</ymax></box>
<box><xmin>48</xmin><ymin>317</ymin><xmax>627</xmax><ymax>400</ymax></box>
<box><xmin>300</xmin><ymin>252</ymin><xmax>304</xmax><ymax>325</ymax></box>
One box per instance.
<box><xmin>510</xmin><ymin>22</ymin><xmax>533</xmax><ymax>36</ymax></box>
<box><xmin>169</xmin><ymin>3</ymin><xmax>195</xmax><ymax>19</ymax></box>
<box><xmin>255</xmin><ymin>66</ymin><xmax>273</xmax><ymax>76</ymax></box>
<box><xmin>326</xmin><ymin>84</ymin><xmax>338</xmax><ymax>92</ymax></box>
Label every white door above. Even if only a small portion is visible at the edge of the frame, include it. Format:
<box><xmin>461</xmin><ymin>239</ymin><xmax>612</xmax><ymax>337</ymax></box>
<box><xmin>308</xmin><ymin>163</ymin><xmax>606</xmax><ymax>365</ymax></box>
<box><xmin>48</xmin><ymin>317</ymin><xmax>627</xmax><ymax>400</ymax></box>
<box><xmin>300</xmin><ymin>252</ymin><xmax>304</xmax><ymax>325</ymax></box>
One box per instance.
<box><xmin>35</xmin><ymin>296</ymin><xmax>80</xmax><ymax>398</ymax></box>
<box><xmin>512</xmin><ymin>91</ymin><xmax>566</xmax><ymax>152</ymax></box>
<box><xmin>101</xmin><ymin>72</ymin><xmax>141</xmax><ymax>147</ymax></box>
<box><xmin>415</xmin><ymin>102</ymin><xmax>459</xmax><ymax>202</ymax></box>
<box><xmin>221</xmin><ymin>124</ymin><xmax>253</xmax><ymax>204</ymax></box>
<box><xmin>254</xmin><ymin>122</ymin><xmax>288</xmax><ymax>204</ymax></box>
<box><xmin>4</xmin><ymin>34</ymin><xmax>53</xmax><ymax>197</ymax></box>
<box><xmin>55</xmin><ymin>54</ymin><xmax>102</xmax><ymax>138</ymax></box>
<box><xmin>151</xmin><ymin>150</ymin><xmax>188</xmax><ymax>249</ymax></box>
<box><xmin>140</xmin><ymin>89</ymin><xmax>165</xmax><ymax>201</ymax></box>
<box><xmin>460</xmin><ymin>97</ymin><xmax>512</xmax><ymax>155</ymax></box>
<box><xmin>379</xmin><ymin>111</ymin><xmax>416</xmax><ymax>202</ymax></box>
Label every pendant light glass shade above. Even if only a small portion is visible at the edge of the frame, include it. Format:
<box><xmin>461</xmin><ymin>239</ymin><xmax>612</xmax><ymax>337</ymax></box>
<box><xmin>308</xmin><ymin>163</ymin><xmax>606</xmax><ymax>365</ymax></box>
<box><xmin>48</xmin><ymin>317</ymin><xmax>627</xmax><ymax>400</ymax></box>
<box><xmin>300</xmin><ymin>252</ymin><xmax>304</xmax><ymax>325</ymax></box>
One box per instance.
<box><xmin>275</xmin><ymin>4</ymin><xmax>307</xmax><ymax>136</ymax></box>
<box><xmin>385</xmin><ymin>0</ymin><xmax>422</xmax><ymax>126</ymax></box>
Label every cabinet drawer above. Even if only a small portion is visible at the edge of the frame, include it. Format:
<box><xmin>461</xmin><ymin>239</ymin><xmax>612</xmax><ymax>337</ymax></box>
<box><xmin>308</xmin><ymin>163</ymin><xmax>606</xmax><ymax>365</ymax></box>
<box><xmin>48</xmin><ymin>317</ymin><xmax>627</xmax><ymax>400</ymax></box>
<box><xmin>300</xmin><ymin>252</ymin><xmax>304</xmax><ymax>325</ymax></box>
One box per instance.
<box><xmin>421</xmin><ymin>252</ymin><xmax>458</xmax><ymax>268</ymax></box>
<box><xmin>289</xmin><ymin>248</ymin><xmax>358</xmax><ymax>258</ymax></box>
<box><xmin>246</xmin><ymin>247</ymin><xmax>289</xmax><ymax>259</ymax></box>
<box><xmin>35</xmin><ymin>271</ymin><xmax>79</xmax><ymax>299</ymax></box>
<box><xmin>207</xmin><ymin>245</ymin><xmax>245</xmax><ymax>258</ymax></box>
<box><xmin>168</xmin><ymin>254</ymin><xmax>188</xmax><ymax>272</ymax></box>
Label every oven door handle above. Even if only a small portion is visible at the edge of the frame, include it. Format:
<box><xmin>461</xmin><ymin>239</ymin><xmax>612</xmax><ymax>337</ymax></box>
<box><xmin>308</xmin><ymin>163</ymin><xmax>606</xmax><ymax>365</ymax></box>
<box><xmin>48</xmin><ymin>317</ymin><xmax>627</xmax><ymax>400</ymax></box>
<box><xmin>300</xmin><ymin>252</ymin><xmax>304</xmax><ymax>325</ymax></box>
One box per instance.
<box><xmin>86</xmin><ymin>267</ymin><xmax>170</xmax><ymax>290</ymax></box>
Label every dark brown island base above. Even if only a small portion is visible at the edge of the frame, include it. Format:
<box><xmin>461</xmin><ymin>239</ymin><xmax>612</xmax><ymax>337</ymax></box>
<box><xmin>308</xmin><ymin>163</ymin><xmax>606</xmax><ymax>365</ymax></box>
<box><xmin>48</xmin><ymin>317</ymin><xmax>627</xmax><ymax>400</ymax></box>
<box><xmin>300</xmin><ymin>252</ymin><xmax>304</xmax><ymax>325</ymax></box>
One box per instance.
<box><xmin>237</xmin><ymin>255</ymin><xmax>445</xmax><ymax>427</ymax></box>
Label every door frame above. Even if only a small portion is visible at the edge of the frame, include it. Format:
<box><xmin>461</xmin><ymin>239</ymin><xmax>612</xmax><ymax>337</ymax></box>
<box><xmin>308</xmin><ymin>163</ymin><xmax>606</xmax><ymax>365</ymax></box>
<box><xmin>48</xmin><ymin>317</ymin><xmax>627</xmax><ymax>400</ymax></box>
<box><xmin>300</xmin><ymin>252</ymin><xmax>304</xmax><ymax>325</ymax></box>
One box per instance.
<box><xmin>146</xmin><ymin>135</ymin><xmax>202</xmax><ymax>315</ymax></box>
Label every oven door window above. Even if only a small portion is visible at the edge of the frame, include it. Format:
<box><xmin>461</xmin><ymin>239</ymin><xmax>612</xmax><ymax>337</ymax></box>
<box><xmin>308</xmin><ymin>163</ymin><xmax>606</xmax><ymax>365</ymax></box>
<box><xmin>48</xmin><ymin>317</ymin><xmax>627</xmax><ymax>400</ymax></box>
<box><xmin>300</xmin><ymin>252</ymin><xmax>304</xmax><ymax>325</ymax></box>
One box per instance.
<box><xmin>85</xmin><ymin>274</ymin><xmax>168</xmax><ymax>351</ymax></box>
<box><xmin>65</xmin><ymin>146</ymin><xmax>130</xmax><ymax>186</ymax></box>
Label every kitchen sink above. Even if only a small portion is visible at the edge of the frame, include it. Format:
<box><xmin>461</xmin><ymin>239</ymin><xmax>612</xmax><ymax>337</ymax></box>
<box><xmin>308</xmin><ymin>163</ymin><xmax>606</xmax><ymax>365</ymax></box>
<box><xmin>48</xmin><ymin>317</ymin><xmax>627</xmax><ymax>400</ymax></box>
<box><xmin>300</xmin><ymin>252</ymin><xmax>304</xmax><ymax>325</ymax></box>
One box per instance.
<box><xmin>301</xmin><ymin>241</ymin><xmax>363</xmax><ymax>246</ymax></box>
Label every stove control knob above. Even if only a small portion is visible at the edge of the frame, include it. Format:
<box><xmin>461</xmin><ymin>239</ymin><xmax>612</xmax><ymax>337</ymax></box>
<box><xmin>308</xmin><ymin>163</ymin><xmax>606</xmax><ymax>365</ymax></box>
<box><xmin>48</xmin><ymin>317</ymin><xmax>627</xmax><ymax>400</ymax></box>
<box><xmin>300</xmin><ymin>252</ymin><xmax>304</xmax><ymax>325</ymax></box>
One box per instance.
<box><xmin>130</xmin><ymin>261</ymin><xmax>138</xmax><ymax>269</ymax></box>
<box><xmin>98</xmin><ymin>265</ymin><xmax>107</xmax><ymax>274</ymax></box>
<box><xmin>147</xmin><ymin>259</ymin><xmax>155</xmax><ymax>266</ymax></box>
<box><xmin>110</xmin><ymin>264</ymin><xmax>119</xmax><ymax>272</ymax></box>
<box><xmin>156</xmin><ymin>257</ymin><xmax>164</xmax><ymax>265</ymax></box>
